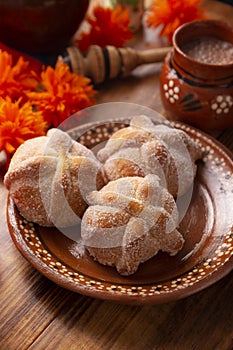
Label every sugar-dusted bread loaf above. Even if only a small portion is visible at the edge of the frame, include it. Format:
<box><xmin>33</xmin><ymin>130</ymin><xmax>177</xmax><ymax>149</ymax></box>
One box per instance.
<box><xmin>4</xmin><ymin>128</ymin><xmax>105</xmax><ymax>227</ymax></box>
<box><xmin>98</xmin><ymin>115</ymin><xmax>202</xmax><ymax>197</ymax></box>
<box><xmin>81</xmin><ymin>174</ymin><xmax>184</xmax><ymax>275</ymax></box>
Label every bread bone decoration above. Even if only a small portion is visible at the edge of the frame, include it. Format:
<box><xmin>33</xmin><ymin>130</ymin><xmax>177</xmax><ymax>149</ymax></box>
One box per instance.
<box><xmin>4</xmin><ymin>129</ymin><xmax>104</xmax><ymax>227</ymax></box>
<box><xmin>98</xmin><ymin>115</ymin><xmax>202</xmax><ymax>197</ymax></box>
<box><xmin>81</xmin><ymin>174</ymin><xmax>184</xmax><ymax>276</ymax></box>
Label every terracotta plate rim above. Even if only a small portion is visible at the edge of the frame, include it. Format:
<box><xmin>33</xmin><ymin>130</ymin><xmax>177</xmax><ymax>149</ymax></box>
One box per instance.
<box><xmin>6</xmin><ymin>118</ymin><xmax>233</xmax><ymax>305</ymax></box>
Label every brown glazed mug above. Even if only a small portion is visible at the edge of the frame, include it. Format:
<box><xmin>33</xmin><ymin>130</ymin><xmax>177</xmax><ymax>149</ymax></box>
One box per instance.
<box><xmin>160</xmin><ymin>20</ymin><xmax>233</xmax><ymax>133</ymax></box>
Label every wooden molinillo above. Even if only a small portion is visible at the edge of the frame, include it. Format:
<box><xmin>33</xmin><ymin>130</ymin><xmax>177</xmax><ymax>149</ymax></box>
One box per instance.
<box><xmin>58</xmin><ymin>45</ymin><xmax>172</xmax><ymax>84</ymax></box>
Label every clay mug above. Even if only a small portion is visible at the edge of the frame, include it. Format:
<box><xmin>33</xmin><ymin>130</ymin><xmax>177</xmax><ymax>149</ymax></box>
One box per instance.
<box><xmin>160</xmin><ymin>20</ymin><xmax>233</xmax><ymax>133</ymax></box>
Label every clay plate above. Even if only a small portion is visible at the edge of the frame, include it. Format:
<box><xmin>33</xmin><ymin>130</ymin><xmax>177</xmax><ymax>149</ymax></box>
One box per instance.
<box><xmin>7</xmin><ymin>119</ymin><xmax>233</xmax><ymax>305</ymax></box>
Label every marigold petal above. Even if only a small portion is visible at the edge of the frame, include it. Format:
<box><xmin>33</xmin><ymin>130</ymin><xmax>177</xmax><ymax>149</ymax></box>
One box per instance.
<box><xmin>0</xmin><ymin>97</ymin><xmax>47</xmax><ymax>162</ymax></box>
<box><xmin>146</xmin><ymin>0</ymin><xmax>206</xmax><ymax>42</ymax></box>
<box><xmin>27</xmin><ymin>61</ymin><xmax>97</xmax><ymax>128</ymax></box>
<box><xmin>0</xmin><ymin>50</ymin><xmax>39</xmax><ymax>101</ymax></box>
<box><xmin>76</xmin><ymin>4</ymin><xmax>133</xmax><ymax>50</ymax></box>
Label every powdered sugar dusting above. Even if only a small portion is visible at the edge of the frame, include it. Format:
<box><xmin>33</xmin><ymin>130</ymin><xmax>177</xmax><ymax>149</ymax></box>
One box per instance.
<box><xmin>98</xmin><ymin>115</ymin><xmax>202</xmax><ymax>197</ymax></box>
<box><xmin>4</xmin><ymin>128</ymin><xmax>104</xmax><ymax>227</ymax></box>
<box><xmin>81</xmin><ymin>175</ymin><xmax>184</xmax><ymax>275</ymax></box>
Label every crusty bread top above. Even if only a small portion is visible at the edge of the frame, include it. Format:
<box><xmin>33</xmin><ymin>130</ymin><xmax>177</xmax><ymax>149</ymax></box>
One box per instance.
<box><xmin>81</xmin><ymin>174</ymin><xmax>185</xmax><ymax>275</ymax></box>
<box><xmin>98</xmin><ymin>115</ymin><xmax>202</xmax><ymax>197</ymax></box>
<box><xmin>4</xmin><ymin>128</ymin><xmax>104</xmax><ymax>227</ymax></box>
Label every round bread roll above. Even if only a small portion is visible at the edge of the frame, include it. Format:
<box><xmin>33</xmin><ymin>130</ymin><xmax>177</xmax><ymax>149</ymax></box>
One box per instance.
<box><xmin>81</xmin><ymin>174</ymin><xmax>184</xmax><ymax>276</ymax></box>
<box><xmin>98</xmin><ymin>115</ymin><xmax>202</xmax><ymax>197</ymax></box>
<box><xmin>4</xmin><ymin>128</ymin><xmax>105</xmax><ymax>227</ymax></box>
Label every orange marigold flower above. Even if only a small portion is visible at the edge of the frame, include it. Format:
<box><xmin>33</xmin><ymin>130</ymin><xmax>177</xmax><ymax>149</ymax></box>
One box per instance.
<box><xmin>0</xmin><ymin>50</ymin><xmax>39</xmax><ymax>101</ymax></box>
<box><xmin>0</xmin><ymin>97</ymin><xmax>47</xmax><ymax>164</ymax></box>
<box><xmin>28</xmin><ymin>61</ymin><xmax>97</xmax><ymax>128</ymax></box>
<box><xmin>76</xmin><ymin>5</ymin><xmax>133</xmax><ymax>51</ymax></box>
<box><xmin>146</xmin><ymin>0</ymin><xmax>206</xmax><ymax>42</ymax></box>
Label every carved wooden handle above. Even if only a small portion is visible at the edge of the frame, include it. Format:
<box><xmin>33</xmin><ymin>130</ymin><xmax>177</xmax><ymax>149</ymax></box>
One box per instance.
<box><xmin>59</xmin><ymin>45</ymin><xmax>172</xmax><ymax>84</ymax></box>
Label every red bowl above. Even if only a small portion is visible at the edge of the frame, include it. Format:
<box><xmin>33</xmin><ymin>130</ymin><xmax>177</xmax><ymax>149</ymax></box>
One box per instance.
<box><xmin>0</xmin><ymin>0</ymin><xmax>89</xmax><ymax>54</ymax></box>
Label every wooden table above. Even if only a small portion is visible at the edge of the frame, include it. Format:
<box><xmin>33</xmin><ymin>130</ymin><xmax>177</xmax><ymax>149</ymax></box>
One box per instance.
<box><xmin>1</xmin><ymin>1</ymin><xmax>233</xmax><ymax>349</ymax></box>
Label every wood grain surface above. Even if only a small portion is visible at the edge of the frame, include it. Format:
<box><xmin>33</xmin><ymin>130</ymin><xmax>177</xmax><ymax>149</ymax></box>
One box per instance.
<box><xmin>1</xmin><ymin>1</ymin><xmax>233</xmax><ymax>349</ymax></box>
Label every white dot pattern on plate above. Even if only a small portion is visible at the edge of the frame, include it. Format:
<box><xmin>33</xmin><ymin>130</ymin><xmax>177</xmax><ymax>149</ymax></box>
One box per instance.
<box><xmin>77</xmin><ymin>122</ymin><xmax>128</xmax><ymax>146</ymax></box>
<box><xmin>22</xmin><ymin>218</ymin><xmax>232</xmax><ymax>296</ymax></box>
<box><xmin>16</xmin><ymin>121</ymin><xmax>233</xmax><ymax>298</ymax></box>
